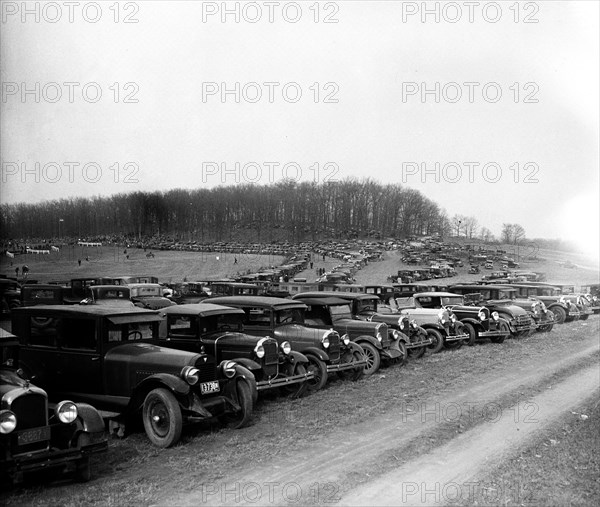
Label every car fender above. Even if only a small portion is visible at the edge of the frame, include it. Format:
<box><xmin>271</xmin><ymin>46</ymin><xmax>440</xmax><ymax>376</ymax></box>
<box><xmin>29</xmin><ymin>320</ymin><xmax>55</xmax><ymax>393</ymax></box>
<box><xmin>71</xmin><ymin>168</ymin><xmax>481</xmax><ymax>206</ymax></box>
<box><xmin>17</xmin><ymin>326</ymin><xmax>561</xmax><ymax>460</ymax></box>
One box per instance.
<box><xmin>346</xmin><ymin>341</ymin><xmax>365</xmax><ymax>355</ymax></box>
<box><xmin>288</xmin><ymin>350</ymin><xmax>309</xmax><ymax>365</ymax></box>
<box><xmin>226</xmin><ymin>364</ymin><xmax>258</xmax><ymax>405</ymax></box>
<box><xmin>302</xmin><ymin>347</ymin><xmax>330</xmax><ymax>363</ymax></box>
<box><xmin>74</xmin><ymin>402</ymin><xmax>106</xmax><ymax>434</ymax></box>
<box><xmin>353</xmin><ymin>335</ymin><xmax>383</xmax><ymax>350</ymax></box>
<box><xmin>459</xmin><ymin>317</ymin><xmax>483</xmax><ymax>330</ymax></box>
<box><xmin>393</xmin><ymin>330</ymin><xmax>410</xmax><ymax>345</ymax></box>
<box><xmin>129</xmin><ymin>373</ymin><xmax>191</xmax><ymax>413</ymax></box>
<box><xmin>232</xmin><ymin>358</ymin><xmax>262</xmax><ymax>373</ymax></box>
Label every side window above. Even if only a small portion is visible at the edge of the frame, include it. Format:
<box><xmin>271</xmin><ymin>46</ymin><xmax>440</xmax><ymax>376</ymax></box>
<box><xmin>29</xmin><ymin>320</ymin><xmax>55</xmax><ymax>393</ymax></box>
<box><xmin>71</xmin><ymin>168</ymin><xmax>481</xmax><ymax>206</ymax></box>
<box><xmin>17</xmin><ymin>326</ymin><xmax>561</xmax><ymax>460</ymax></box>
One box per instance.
<box><xmin>28</xmin><ymin>316</ymin><xmax>59</xmax><ymax>347</ymax></box>
<box><xmin>60</xmin><ymin>318</ymin><xmax>97</xmax><ymax>351</ymax></box>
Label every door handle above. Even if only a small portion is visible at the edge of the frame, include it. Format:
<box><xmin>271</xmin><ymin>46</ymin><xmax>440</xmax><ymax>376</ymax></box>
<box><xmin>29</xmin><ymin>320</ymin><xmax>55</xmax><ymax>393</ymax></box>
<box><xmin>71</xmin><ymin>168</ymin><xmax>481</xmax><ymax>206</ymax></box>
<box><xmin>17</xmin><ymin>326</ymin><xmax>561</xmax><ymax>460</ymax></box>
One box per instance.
<box><xmin>91</xmin><ymin>357</ymin><xmax>100</xmax><ymax>361</ymax></box>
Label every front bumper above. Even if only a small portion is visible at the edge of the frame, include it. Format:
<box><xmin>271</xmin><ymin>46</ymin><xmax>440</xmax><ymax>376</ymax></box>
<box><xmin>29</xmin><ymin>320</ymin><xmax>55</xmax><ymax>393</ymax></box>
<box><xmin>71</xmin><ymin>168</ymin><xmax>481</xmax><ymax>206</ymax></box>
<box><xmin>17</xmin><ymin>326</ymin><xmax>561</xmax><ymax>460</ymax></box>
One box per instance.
<box><xmin>326</xmin><ymin>359</ymin><xmax>366</xmax><ymax>373</ymax></box>
<box><xmin>444</xmin><ymin>332</ymin><xmax>469</xmax><ymax>342</ymax></box>
<box><xmin>256</xmin><ymin>371</ymin><xmax>314</xmax><ymax>391</ymax></box>
<box><xmin>406</xmin><ymin>331</ymin><xmax>432</xmax><ymax>348</ymax></box>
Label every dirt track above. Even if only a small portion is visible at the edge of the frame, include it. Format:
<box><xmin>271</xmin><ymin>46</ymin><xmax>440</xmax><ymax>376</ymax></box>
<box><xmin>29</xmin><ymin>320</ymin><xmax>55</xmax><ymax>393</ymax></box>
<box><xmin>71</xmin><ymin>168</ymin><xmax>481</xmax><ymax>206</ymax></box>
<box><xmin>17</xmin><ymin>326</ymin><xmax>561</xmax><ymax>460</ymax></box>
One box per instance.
<box><xmin>160</xmin><ymin>328</ymin><xmax>599</xmax><ymax>507</ymax></box>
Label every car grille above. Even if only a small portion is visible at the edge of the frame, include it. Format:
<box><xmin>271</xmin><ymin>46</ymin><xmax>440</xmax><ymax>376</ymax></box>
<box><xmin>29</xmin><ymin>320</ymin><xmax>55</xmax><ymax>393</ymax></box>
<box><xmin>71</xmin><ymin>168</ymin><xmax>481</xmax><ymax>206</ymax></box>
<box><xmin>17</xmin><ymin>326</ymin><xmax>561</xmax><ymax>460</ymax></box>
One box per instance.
<box><xmin>516</xmin><ymin>314</ymin><xmax>532</xmax><ymax>327</ymax></box>
<box><xmin>262</xmin><ymin>341</ymin><xmax>279</xmax><ymax>379</ymax></box>
<box><xmin>328</xmin><ymin>333</ymin><xmax>341</xmax><ymax>362</ymax></box>
<box><xmin>12</xmin><ymin>392</ymin><xmax>47</xmax><ymax>431</ymax></box>
<box><xmin>11</xmin><ymin>392</ymin><xmax>49</xmax><ymax>455</ymax></box>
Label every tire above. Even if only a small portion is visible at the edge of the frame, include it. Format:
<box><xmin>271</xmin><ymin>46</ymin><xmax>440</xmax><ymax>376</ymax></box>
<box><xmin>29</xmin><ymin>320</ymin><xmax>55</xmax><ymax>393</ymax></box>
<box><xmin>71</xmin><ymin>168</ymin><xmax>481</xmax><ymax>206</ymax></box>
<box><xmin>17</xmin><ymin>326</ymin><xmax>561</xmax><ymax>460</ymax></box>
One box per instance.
<box><xmin>338</xmin><ymin>350</ymin><xmax>366</xmax><ymax>381</ymax></box>
<box><xmin>426</xmin><ymin>329</ymin><xmax>444</xmax><ymax>354</ymax></box>
<box><xmin>142</xmin><ymin>388</ymin><xmax>183</xmax><ymax>448</ymax></box>
<box><xmin>462</xmin><ymin>322</ymin><xmax>477</xmax><ymax>346</ymax></box>
<box><xmin>580</xmin><ymin>313</ymin><xmax>589</xmax><ymax>320</ymax></box>
<box><xmin>281</xmin><ymin>363</ymin><xmax>309</xmax><ymax>398</ymax></box>
<box><xmin>408</xmin><ymin>345</ymin><xmax>426</xmax><ymax>359</ymax></box>
<box><xmin>491</xmin><ymin>321</ymin><xmax>509</xmax><ymax>343</ymax></box>
<box><xmin>74</xmin><ymin>457</ymin><xmax>91</xmax><ymax>483</ymax></box>
<box><xmin>305</xmin><ymin>355</ymin><xmax>328</xmax><ymax>392</ymax></box>
<box><xmin>359</xmin><ymin>342</ymin><xmax>381</xmax><ymax>376</ymax></box>
<box><xmin>551</xmin><ymin>306</ymin><xmax>567</xmax><ymax>324</ymax></box>
<box><xmin>223</xmin><ymin>380</ymin><xmax>253</xmax><ymax>429</ymax></box>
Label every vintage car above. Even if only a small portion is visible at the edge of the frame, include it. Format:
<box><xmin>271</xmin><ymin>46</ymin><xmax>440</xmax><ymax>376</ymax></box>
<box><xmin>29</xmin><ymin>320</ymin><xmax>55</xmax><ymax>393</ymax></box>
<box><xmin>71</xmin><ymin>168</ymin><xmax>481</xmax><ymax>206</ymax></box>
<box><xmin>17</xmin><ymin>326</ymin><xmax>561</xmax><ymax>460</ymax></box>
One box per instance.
<box><xmin>209</xmin><ymin>282</ymin><xmax>260</xmax><ymax>297</ymax></box>
<box><xmin>128</xmin><ymin>283</ymin><xmax>176</xmax><ymax>310</ymax></box>
<box><xmin>21</xmin><ymin>284</ymin><xmax>64</xmax><ymax>307</ymax></box>
<box><xmin>159</xmin><ymin>303</ymin><xmax>311</xmax><ymax>396</ymax></box>
<box><xmin>468</xmin><ymin>265</ymin><xmax>480</xmax><ymax>274</ymax></box>
<box><xmin>0</xmin><ymin>279</ymin><xmax>21</xmax><ymax>314</ymax></box>
<box><xmin>11</xmin><ymin>305</ymin><xmax>256</xmax><ymax>448</ymax></box>
<box><xmin>447</xmin><ymin>285</ymin><xmax>538</xmax><ymax>335</ymax></box>
<box><xmin>61</xmin><ymin>278</ymin><xmax>99</xmax><ymax>304</ymax></box>
<box><xmin>164</xmin><ymin>283</ymin><xmax>209</xmax><ymax>305</ymax></box>
<box><xmin>362</xmin><ymin>285</ymin><xmax>396</xmax><ymax>303</ymax></box>
<box><xmin>508</xmin><ymin>284</ymin><xmax>580</xmax><ymax>324</ymax></box>
<box><xmin>295</xmin><ymin>292</ymin><xmax>432</xmax><ymax>359</ymax></box>
<box><xmin>209</xmin><ymin>296</ymin><xmax>364</xmax><ymax>391</ymax></box>
<box><xmin>80</xmin><ymin>285</ymin><xmax>135</xmax><ymax>308</ymax></box>
<box><xmin>291</xmin><ymin>296</ymin><xmax>395</xmax><ymax>375</ymax></box>
<box><xmin>558</xmin><ymin>294</ymin><xmax>593</xmax><ymax>320</ymax></box>
<box><xmin>406</xmin><ymin>292</ymin><xmax>511</xmax><ymax>345</ymax></box>
<box><xmin>0</xmin><ymin>328</ymin><xmax>107</xmax><ymax>484</ymax></box>
<box><xmin>575</xmin><ymin>292</ymin><xmax>600</xmax><ymax>314</ymax></box>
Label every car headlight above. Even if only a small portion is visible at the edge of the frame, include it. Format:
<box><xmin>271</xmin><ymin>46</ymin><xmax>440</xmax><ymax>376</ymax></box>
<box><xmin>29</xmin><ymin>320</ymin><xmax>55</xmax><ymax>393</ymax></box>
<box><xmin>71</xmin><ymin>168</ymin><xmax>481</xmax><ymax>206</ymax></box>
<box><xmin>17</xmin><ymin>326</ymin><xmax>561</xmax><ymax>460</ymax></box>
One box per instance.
<box><xmin>410</xmin><ymin>319</ymin><xmax>418</xmax><ymax>329</ymax></box>
<box><xmin>254</xmin><ymin>344</ymin><xmax>265</xmax><ymax>359</ymax></box>
<box><xmin>55</xmin><ymin>401</ymin><xmax>78</xmax><ymax>424</ymax></box>
<box><xmin>478</xmin><ymin>310</ymin><xmax>486</xmax><ymax>321</ymax></box>
<box><xmin>375</xmin><ymin>324</ymin><xmax>383</xmax><ymax>342</ymax></box>
<box><xmin>0</xmin><ymin>410</ymin><xmax>17</xmax><ymax>434</ymax></box>
<box><xmin>438</xmin><ymin>310</ymin><xmax>449</xmax><ymax>325</ymax></box>
<box><xmin>220</xmin><ymin>360</ymin><xmax>237</xmax><ymax>378</ymax></box>
<box><xmin>280</xmin><ymin>341</ymin><xmax>292</xmax><ymax>355</ymax></box>
<box><xmin>341</xmin><ymin>334</ymin><xmax>350</xmax><ymax>346</ymax></box>
<box><xmin>492</xmin><ymin>311</ymin><xmax>500</xmax><ymax>321</ymax></box>
<box><xmin>321</xmin><ymin>331</ymin><xmax>331</xmax><ymax>349</ymax></box>
<box><xmin>181</xmin><ymin>366</ymin><xmax>200</xmax><ymax>385</ymax></box>
<box><xmin>399</xmin><ymin>316</ymin><xmax>409</xmax><ymax>330</ymax></box>
<box><xmin>450</xmin><ymin>313</ymin><xmax>457</xmax><ymax>323</ymax></box>
<box><xmin>392</xmin><ymin>329</ymin><xmax>400</xmax><ymax>340</ymax></box>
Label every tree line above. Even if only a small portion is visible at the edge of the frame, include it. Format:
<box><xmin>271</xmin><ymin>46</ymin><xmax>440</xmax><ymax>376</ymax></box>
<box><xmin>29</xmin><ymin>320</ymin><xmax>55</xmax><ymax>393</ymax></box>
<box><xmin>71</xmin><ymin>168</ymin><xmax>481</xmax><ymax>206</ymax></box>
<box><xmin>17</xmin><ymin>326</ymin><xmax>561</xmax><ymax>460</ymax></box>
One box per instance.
<box><xmin>1</xmin><ymin>179</ymin><xmax>455</xmax><ymax>242</ymax></box>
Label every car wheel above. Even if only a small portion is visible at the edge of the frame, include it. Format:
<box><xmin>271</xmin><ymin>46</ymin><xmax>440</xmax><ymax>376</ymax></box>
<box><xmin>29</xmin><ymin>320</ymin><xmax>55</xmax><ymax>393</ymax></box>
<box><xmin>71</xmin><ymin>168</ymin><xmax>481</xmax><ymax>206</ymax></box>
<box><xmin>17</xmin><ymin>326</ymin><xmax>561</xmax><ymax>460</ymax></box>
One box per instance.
<box><xmin>338</xmin><ymin>349</ymin><xmax>366</xmax><ymax>381</ymax></box>
<box><xmin>74</xmin><ymin>456</ymin><xmax>91</xmax><ymax>483</ymax></box>
<box><xmin>305</xmin><ymin>355</ymin><xmax>328</xmax><ymax>392</ymax></box>
<box><xmin>491</xmin><ymin>321</ymin><xmax>509</xmax><ymax>343</ymax></box>
<box><xmin>223</xmin><ymin>380</ymin><xmax>253</xmax><ymax>429</ymax></box>
<box><xmin>426</xmin><ymin>329</ymin><xmax>444</xmax><ymax>354</ymax></box>
<box><xmin>282</xmin><ymin>363</ymin><xmax>309</xmax><ymax>398</ymax></box>
<box><xmin>386</xmin><ymin>341</ymin><xmax>408</xmax><ymax>366</ymax></box>
<box><xmin>359</xmin><ymin>342</ymin><xmax>381</xmax><ymax>376</ymax></box>
<box><xmin>551</xmin><ymin>306</ymin><xmax>566</xmax><ymax>324</ymax></box>
<box><xmin>142</xmin><ymin>388</ymin><xmax>183</xmax><ymax>448</ymax></box>
<box><xmin>408</xmin><ymin>345</ymin><xmax>426</xmax><ymax>359</ymax></box>
<box><xmin>580</xmin><ymin>313</ymin><xmax>589</xmax><ymax>320</ymax></box>
<box><xmin>462</xmin><ymin>322</ymin><xmax>477</xmax><ymax>346</ymax></box>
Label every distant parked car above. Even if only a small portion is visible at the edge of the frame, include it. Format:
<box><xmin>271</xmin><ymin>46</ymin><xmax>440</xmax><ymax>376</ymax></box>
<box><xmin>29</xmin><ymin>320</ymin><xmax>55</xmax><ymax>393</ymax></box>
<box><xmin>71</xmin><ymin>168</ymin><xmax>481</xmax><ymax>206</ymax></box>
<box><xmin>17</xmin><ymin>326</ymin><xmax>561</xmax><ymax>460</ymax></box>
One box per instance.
<box><xmin>11</xmin><ymin>305</ymin><xmax>257</xmax><ymax>447</ymax></box>
<box><xmin>0</xmin><ymin>328</ymin><xmax>107</xmax><ymax>484</ymax></box>
<box><xmin>129</xmin><ymin>283</ymin><xmax>176</xmax><ymax>310</ymax></box>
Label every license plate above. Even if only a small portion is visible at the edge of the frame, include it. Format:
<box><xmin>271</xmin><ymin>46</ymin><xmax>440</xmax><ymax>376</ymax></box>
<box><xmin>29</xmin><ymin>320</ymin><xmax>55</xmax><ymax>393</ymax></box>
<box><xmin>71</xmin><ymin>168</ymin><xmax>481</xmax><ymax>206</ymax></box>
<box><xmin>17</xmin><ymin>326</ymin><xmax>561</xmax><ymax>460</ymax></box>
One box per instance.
<box><xmin>200</xmin><ymin>381</ymin><xmax>220</xmax><ymax>394</ymax></box>
<box><xmin>18</xmin><ymin>426</ymin><xmax>51</xmax><ymax>446</ymax></box>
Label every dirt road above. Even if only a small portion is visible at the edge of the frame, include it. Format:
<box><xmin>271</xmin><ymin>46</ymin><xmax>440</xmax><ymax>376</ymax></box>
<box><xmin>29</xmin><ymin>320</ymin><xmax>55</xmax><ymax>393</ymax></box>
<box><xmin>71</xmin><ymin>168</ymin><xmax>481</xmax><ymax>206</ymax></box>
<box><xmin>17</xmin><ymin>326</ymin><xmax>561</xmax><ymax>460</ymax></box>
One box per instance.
<box><xmin>160</xmin><ymin>328</ymin><xmax>599</xmax><ymax>507</ymax></box>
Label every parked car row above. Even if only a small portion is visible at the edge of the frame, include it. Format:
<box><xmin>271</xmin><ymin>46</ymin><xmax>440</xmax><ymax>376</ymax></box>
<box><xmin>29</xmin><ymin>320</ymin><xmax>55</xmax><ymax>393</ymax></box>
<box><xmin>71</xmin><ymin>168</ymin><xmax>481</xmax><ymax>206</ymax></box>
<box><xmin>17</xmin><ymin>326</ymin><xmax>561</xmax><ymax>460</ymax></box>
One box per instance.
<box><xmin>1</xmin><ymin>271</ymin><xmax>596</xmax><ymax>485</ymax></box>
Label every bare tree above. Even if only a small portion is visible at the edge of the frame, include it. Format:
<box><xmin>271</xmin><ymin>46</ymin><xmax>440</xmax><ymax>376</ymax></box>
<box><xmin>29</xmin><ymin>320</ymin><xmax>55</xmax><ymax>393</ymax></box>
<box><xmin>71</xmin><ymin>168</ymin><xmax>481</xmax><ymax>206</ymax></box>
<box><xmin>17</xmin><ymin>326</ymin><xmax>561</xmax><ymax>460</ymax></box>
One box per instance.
<box><xmin>501</xmin><ymin>223</ymin><xmax>514</xmax><ymax>244</ymax></box>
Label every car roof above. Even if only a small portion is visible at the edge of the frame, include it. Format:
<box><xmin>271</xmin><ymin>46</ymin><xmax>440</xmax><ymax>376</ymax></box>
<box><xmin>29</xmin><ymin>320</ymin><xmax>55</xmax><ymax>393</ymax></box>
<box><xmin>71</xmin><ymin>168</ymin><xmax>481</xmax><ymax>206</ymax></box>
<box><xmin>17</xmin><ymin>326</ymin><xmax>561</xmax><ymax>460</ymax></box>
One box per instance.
<box><xmin>209</xmin><ymin>296</ymin><xmax>307</xmax><ymax>310</ymax></box>
<box><xmin>12</xmin><ymin>304</ymin><xmax>159</xmax><ymax>317</ymax></box>
<box><xmin>160</xmin><ymin>303</ymin><xmax>245</xmax><ymax>317</ymax></box>
<box><xmin>297</xmin><ymin>297</ymin><xmax>353</xmax><ymax>306</ymax></box>
<box><xmin>414</xmin><ymin>292</ymin><xmax>463</xmax><ymax>297</ymax></box>
<box><xmin>211</xmin><ymin>282</ymin><xmax>257</xmax><ymax>288</ymax></box>
<box><xmin>293</xmin><ymin>291</ymin><xmax>377</xmax><ymax>301</ymax></box>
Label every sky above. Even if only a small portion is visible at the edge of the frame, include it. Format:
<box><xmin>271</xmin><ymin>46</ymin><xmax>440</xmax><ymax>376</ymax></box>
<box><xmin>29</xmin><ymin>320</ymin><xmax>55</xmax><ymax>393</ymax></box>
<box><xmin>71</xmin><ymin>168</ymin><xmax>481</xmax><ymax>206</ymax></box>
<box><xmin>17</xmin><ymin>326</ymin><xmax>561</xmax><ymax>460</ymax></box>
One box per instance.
<box><xmin>1</xmin><ymin>0</ymin><xmax>598</xmax><ymax>258</ymax></box>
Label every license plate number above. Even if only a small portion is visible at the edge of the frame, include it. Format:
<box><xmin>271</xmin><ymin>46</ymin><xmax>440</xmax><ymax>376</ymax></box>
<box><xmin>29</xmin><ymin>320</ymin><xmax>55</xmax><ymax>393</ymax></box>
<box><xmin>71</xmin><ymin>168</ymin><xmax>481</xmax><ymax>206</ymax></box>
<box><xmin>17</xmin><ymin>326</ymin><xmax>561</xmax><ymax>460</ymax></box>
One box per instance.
<box><xmin>200</xmin><ymin>381</ymin><xmax>220</xmax><ymax>394</ymax></box>
<box><xmin>18</xmin><ymin>426</ymin><xmax>51</xmax><ymax>445</ymax></box>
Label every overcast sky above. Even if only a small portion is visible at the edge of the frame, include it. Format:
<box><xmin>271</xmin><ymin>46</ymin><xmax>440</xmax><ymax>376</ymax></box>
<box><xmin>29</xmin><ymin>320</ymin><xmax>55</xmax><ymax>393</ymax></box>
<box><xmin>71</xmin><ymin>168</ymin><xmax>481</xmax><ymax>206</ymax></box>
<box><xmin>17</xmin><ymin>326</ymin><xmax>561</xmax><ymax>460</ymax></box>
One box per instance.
<box><xmin>1</xmin><ymin>1</ymin><xmax>598</xmax><ymax>257</ymax></box>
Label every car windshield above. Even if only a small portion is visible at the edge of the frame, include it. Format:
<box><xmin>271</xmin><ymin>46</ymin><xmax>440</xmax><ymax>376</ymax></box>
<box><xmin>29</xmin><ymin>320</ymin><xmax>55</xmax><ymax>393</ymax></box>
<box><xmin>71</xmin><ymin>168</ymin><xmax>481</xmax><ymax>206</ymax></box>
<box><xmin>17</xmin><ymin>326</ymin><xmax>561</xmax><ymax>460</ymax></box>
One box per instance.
<box><xmin>274</xmin><ymin>308</ymin><xmax>305</xmax><ymax>325</ymax></box>
<box><xmin>200</xmin><ymin>314</ymin><xmax>244</xmax><ymax>334</ymax></box>
<box><xmin>131</xmin><ymin>287</ymin><xmax>161</xmax><ymax>297</ymax></box>
<box><xmin>441</xmin><ymin>296</ymin><xmax>463</xmax><ymax>306</ymax></box>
